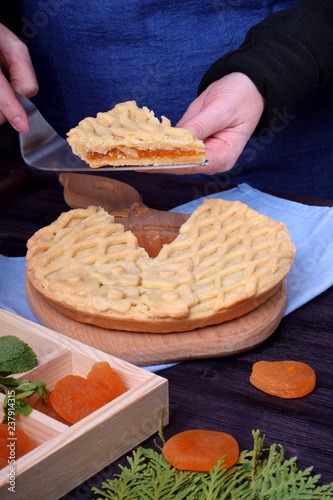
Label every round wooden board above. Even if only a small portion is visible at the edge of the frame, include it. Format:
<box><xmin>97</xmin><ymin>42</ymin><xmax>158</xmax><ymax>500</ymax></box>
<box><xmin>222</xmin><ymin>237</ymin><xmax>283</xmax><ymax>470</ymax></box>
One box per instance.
<box><xmin>25</xmin><ymin>278</ymin><xmax>286</xmax><ymax>367</ymax></box>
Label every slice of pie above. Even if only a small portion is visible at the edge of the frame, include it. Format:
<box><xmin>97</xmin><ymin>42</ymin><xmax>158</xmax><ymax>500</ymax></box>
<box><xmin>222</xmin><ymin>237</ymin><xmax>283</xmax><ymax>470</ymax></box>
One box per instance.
<box><xmin>66</xmin><ymin>100</ymin><xmax>206</xmax><ymax>168</ymax></box>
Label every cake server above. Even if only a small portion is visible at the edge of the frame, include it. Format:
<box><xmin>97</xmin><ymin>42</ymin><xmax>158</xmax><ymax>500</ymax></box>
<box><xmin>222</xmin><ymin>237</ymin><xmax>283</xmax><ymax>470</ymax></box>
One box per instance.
<box><xmin>16</xmin><ymin>94</ymin><xmax>207</xmax><ymax>172</ymax></box>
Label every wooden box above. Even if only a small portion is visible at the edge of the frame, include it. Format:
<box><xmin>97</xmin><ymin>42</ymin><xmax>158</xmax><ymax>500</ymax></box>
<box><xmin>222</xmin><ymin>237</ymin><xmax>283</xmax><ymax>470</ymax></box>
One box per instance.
<box><xmin>0</xmin><ymin>309</ymin><xmax>168</xmax><ymax>500</ymax></box>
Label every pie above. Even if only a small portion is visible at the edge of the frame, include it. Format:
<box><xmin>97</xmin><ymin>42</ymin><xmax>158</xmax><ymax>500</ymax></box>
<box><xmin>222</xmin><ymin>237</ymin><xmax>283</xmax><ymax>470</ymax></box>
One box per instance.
<box><xmin>66</xmin><ymin>100</ymin><xmax>206</xmax><ymax>168</ymax></box>
<box><xmin>26</xmin><ymin>199</ymin><xmax>295</xmax><ymax>333</ymax></box>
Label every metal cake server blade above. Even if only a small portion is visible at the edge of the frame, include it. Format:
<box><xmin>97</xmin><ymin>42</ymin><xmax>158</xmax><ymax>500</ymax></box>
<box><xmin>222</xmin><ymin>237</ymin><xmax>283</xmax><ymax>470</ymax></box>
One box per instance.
<box><xmin>17</xmin><ymin>94</ymin><xmax>91</xmax><ymax>172</ymax></box>
<box><xmin>16</xmin><ymin>94</ymin><xmax>208</xmax><ymax>172</ymax></box>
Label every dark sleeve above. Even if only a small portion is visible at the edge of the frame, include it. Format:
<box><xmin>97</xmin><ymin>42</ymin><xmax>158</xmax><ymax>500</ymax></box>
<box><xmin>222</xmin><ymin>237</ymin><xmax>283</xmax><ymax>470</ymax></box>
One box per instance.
<box><xmin>199</xmin><ymin>0</ymin><xmax>333</xmax><ymax>133</ymax></box>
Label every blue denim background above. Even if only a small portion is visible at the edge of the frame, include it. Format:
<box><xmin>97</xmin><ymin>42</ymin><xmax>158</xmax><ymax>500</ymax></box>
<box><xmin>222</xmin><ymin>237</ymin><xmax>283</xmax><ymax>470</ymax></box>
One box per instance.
<box><xmin>16</xmin><ymin>0</ymin><xmax>333</xmax><ymax>197</ymax></box>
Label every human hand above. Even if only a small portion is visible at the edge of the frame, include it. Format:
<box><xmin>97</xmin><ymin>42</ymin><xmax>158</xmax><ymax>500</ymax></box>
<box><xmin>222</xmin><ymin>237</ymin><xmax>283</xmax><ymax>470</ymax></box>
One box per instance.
<box><xmin>171</xmin><ymin>72</ymin><xmax>265</xmax><ymax>175</ymax></box>
<box><xmin>0</xmin><ymin>23</ymin><xmax>38</xmax><ymax>132</ymax></box>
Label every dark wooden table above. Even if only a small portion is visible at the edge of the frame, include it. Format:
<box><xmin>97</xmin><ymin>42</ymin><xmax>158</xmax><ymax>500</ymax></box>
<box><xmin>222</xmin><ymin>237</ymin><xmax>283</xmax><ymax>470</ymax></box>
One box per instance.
<box><xmin>1</xmin><ymin>151</ymin><xmax>332</xmax><ymax>497</ymax></box>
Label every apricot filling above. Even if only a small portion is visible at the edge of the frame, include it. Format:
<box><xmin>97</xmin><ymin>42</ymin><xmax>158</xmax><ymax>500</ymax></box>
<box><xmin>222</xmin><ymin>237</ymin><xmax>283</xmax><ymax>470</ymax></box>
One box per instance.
<box><xmin>87</xmin><ymin>147</ymin><xmax>204</xmax><ymax>163</ymax></box>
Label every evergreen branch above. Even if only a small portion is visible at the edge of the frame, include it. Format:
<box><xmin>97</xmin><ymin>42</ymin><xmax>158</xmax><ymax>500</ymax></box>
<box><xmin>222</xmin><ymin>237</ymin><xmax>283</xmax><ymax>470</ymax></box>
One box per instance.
<box><xmin>92</xmin><ymin>429</ymin><xmax>333</xmax><ymax>500</ymax></box>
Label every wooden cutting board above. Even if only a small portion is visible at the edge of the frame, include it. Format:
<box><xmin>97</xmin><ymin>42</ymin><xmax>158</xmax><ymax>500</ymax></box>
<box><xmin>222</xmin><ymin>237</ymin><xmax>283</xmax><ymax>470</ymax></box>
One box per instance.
<box><xmin>25</xmin><ymin>278</ymin><xmax>286</xmax><ymax>366</ymax></box>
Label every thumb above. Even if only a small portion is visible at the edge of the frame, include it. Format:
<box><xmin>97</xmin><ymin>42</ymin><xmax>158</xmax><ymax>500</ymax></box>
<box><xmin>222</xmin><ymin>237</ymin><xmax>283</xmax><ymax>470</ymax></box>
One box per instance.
<box><xmin>178</xmin><ymin>107</ymin><xmax>225</xmax><ymax>141</ymax></box>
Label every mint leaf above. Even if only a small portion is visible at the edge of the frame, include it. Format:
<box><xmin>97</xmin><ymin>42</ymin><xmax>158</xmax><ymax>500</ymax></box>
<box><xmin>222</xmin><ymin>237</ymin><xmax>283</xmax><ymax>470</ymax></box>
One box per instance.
<box><xmin>0</xmin><ymin>336</ymin><xmax>37</xmax><ymax>374</ymax></box>
<box><xmin>0</xmin><ymin>336</ymin><xmax>25</xmax><ymax>362</ymax></box>
<box><xmin>0</xmin><ymin>377</ymin><xmax>49</xmax><ymax>423</ymax></box>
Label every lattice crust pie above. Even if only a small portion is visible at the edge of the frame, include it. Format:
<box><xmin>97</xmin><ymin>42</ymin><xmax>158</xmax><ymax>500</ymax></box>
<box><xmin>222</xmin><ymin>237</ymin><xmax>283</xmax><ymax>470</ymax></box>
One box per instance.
<box><xmin>66</xmin><ymin>100</ymin><xmax>206</xmax><ymax>168</ymax></box>
<box><xmin>26</xmin><ymin>199</ymin><xmax>295</xmax><ymax>333</ymax></box>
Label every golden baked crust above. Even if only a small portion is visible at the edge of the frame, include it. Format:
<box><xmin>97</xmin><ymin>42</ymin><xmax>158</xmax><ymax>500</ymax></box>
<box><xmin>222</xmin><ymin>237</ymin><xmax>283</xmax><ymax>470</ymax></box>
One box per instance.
<box><xmin>26</xmin><ymin>199</ymin><xmax>295</xmax><ymax>333</ymax></box>
<box><xmin>66</xmin><ymin>100</ymin><xmax>206</xmax><ymax>168</ymax></box>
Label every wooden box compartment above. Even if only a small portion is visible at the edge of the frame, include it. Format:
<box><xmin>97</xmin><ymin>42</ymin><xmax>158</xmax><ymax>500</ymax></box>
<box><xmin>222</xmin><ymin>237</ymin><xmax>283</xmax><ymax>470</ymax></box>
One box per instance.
<box><xmin>0</xmin><ymin>309</ymin><xmax>169</xmax><ymax>500</ymax></box>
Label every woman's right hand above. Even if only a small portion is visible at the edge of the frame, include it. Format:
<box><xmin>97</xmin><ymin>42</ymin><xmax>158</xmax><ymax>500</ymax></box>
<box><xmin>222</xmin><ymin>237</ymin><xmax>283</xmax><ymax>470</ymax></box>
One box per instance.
<box><xmin>177</xmin><ymin>72</ymin><xmax>265</xmax><ymax>175</ymax></box>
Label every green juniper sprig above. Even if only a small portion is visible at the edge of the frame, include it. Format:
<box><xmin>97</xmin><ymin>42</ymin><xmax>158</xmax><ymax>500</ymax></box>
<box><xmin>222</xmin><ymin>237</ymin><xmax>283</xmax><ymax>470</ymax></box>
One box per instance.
<box><xmin>92</xmin><ymin>429</ymin><xmax>333</xmax><ymax>500</ymax></box>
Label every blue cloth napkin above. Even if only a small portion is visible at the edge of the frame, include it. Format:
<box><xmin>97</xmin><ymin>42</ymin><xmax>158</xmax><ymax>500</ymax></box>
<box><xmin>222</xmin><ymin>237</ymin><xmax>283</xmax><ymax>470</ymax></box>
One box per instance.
<box><xmin>1</xmin><ymin>184</ymin><xmax>333</xmax><ymax>371</ymax></box>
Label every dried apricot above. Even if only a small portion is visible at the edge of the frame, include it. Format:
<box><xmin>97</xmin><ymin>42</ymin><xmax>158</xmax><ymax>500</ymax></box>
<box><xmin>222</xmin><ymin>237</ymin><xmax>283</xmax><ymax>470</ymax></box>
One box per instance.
<box><xmin>32</xmin><ymin>392</ymin><xmax>71</xmax><ymax>425</ymax></box>
<box><xmin>162</xmin><ymin>429</ymin><xmax>239</xmax><ymax>472</ymax></box>
<box><xmin>250</xmin><ymin>360</ymin><xmax>316</xmax><ymax>399</ymax></box>
<box><xmin>50</xmin><ymin>375</ymin><xmax>114</xmax><ymax>424</ymax></box>
<box><xmin>0</xmin><ymin>423</ymin><xmax>36</xmax><ymax>468</ymax></box>
<box><xmin>87</xmin><ymin>361</ymin><xmax>127</xmax><ymax>399</ymax></box>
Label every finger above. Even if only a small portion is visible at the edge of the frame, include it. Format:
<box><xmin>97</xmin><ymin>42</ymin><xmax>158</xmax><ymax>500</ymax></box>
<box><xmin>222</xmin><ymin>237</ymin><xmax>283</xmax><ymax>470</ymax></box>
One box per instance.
<box><xmin>202</xmin><ymin>136</ymin><xmax>243</xmax><ymax>174</ymax></box>
<box><xmin>0</xmin><ymin>72</ymin><xmax>29</xmax><ymax>132</ymax></box>
<box><xmin>177</xmin><ymin>96</ymin><xmax>204</xmax><ymax>126</ymax></box>
<box><xmin>135</xmin><ymin>165</ymin><xmax>206</xmax><ymax>175</ymax></box>
<box><xmin>0</xmin><ymin>24</ymin><xmax>38</xmax><ymax>98</ymax></box>
<box><xmin>8</xmin><ymin>44</ymin><xmax>38</xmax><ymax>98</ymax></box>
<box><xmin>178</xmin><ymin>105</ymin><xmax>229</xmax><ymax>142</ymax></box>
<box><xmin>0</xmin><ymin>108</ymin><xmax>6</xmax><ymax>126</ymax></box>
